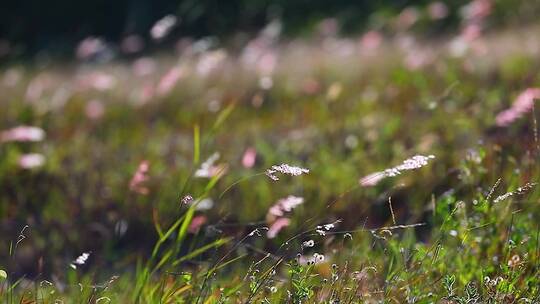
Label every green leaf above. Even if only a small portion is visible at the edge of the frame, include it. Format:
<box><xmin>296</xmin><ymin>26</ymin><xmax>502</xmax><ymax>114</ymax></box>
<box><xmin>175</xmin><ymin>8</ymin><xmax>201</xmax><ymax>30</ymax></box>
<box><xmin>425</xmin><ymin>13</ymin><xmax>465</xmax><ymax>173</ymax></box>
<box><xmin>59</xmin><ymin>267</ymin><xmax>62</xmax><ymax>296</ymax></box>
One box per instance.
<box><xmin>0</xmin><ymin>269</ymin><xmax>7</xmax><ymax>280</ymax></box>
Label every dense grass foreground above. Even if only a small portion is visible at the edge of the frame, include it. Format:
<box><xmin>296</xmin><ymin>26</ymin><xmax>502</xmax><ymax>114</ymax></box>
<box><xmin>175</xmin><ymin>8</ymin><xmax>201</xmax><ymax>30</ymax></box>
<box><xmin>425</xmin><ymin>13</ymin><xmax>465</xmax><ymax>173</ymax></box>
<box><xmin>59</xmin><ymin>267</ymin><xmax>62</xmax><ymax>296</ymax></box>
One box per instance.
<box><xmin>2</xmin><ymin>25</ymin><xmax>540</xmax><ymax>303</ymax></box>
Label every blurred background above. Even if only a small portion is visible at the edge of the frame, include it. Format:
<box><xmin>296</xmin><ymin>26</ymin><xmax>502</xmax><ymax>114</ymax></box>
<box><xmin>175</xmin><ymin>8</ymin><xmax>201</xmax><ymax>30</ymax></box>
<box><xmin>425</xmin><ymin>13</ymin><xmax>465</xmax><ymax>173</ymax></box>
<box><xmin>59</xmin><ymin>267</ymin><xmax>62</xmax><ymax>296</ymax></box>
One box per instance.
<box><xmin>1</xmin><ymin>0</ymin><xmax>540</xmax><ymax>59</ymax></box>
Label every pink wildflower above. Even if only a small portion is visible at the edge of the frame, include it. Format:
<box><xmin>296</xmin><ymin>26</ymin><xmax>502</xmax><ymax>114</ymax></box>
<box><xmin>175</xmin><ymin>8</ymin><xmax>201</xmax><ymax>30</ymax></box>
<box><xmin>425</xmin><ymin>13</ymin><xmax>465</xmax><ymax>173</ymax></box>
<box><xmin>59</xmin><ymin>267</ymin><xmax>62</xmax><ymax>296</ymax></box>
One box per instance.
<box><xmin>121</xmin><ymin>35</ymin><xmax>144</xmax><ymax>54</ymax></box>
<box><xmin>360</xmin><ymin>30</ymin><xmax>382</xmax><ymax>51</ymax></box>
<box><xmin>428</xmin><ymin>2</ymin><xmax>448</xmax><ymax>20</ymax></box>
<box><xmin>241</xmin><ymin>147</ymin><xmax>257</xmax><ymax>168</ymax></box>
<box><xmin>18</xmin><ymin>153</ymin><xmax>45</xmax><ymax>169</ymax></box>
<box><xmin>129</xmin><ymin>160</ymin><xmax>150</xmax><ymax>195</ymax></box>
<box><xmin>1</xmin><ymin>126</ymin><xmax>45</xmax><ymax>143</ymax></box>
<box><xmin>157</xmin><ymin>67</ymin><xmax>183</xmax><ymax>96</ymax></box>
<box><xmin>188</xmin><ymin>215</ymin><xmax>207</xmax><ymax>233</ymax></box>
<box><xmin>85</xmin><ymin>100</ymin><xmax>105</xmax><ymax>120</ymax></box>
<box><xmin>267</xmin><ymin>218</ymin><xmax>290</xmax><ymax>239</ymax></box>
<box><xmin>76</xmin><ymin>37</ymin><xmax>106</xmax><ymax>60</ymax></box>
<box><xmin>495</xmin><ymin>88</ymin><xmax>540</xmax><ymax>127</ymax></box>
<box><xmin>267</xmin><ymin>195</ymin><xmax>304</xmax><ymax>219</ymax></box>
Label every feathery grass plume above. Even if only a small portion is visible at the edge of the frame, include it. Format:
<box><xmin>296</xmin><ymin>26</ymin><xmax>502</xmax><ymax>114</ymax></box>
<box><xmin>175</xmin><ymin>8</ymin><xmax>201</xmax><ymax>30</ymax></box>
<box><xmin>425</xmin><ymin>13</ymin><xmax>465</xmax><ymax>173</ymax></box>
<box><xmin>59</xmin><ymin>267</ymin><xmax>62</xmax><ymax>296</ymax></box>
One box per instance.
<box><xmin>0</xmin><ymin>125</ymin><xmax>45</xmax><ymax>143</ymax></box>
<box><xmin>70</xmin><ymin>252</ymin><xmax>90</xmax><ymax>269</ymax></box>
<box><xmin>129</xmin><ymin>160</ymin><xmax>150</xmax><ymax>195</ymax></box>
<box><xmin>493</xmin><ymin>182</ymin><xmax>537</xmax><ymax>203</ymax></box>
<box><xmin>265</xmin><ymin>164</ymin><xmax>309</xmax><ymax>181</ymax></box>
<box><xmin>495</xmin><ymin>88</ymin><xmax>540</xmax><ymax>127</ymax></box>
<box><xmin>359</xmin><ymin>154</ymin><xmax>435</xmax><ymax>186</ymax></box>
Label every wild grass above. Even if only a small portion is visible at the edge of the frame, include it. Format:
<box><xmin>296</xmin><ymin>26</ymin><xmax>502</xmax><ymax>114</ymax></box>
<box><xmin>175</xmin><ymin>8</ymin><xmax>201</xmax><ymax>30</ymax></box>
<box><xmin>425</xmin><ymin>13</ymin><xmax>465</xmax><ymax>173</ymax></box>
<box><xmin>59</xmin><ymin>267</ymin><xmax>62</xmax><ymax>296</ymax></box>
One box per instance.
<box><xmin>2</xmin><ymin>23</ymin><xmax>540</xmax><ymax>303</ymax></box>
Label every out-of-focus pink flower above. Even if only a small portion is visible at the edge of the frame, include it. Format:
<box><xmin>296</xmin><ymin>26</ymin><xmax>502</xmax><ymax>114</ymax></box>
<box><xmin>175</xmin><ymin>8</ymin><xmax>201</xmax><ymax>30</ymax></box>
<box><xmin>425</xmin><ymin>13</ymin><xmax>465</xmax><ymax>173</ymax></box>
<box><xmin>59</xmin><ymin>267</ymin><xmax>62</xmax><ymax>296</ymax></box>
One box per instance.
<box><xmin>496</xmin><ymin>88</ymin><xmax>540</xmax><ymax>127</ymax></box>
<box><xmin>396</xmin><ymin>7</ymin><xmax>419</xmax><ymax>30</ymax></box>
<box><xmin>461</xmin><ymin>0</ymin><xmax>492</xmax><ymax>21</ymax></box>
<box><xmin>129</xmin><ymin>160</ymin><xmax>150</xmax><ymax>195</ymax></box>
<box><xmin>267</xmin><ymin>195</ymin><xmax>304</xmax><ymax>220</ymax></box>
<box><xmin>404</xmin><ymin>50</ymin><xmax>434</xmax><ymax>70</ymax></box>
<box><xmin>121</xmin><ymin>35</ymin><xmax>144</xmax><ymax>54</ymax></box>
<box><xmin>267</xmin><ymin>217</ymin><xmax>290</xmax><ymax>239</ymax></box>
<box><xmin>360</xmin><ymin>31</ymin><xmax>382</xmax><ymax>51</ymax></box>
<box><xmin>151</xmin><ymin>15</ymin><xmax>178</xmax><ymax>40</ymax></box>
<box><xmin>317</xmin><ymin>18</ymin><xmax>339</xmax><ymax>37</ymax></box>
<box><xmin>461</xmin><ymin>23</ymin><xmax>482</xmax><ymax>42</ymax></box>
<box><xmin>85</xmin><ymin>100</ymin><xmax>105</xmax><ymax>120</ymax></box>
<box><xmin>18</xmin><ymin>153</ymin><xmax>45</xmax><ymax>169</ymax></box>
<box><xmin>188</xmin><ymin>215</ymin><xmax>207</xmax><ymax>233</ymax></box>
<box><xmin>157</xmin><ymin>67</ymin><xmax>183</xmax><ymax>96</ymax></box>
<box><xmin>91</xmin><ymin>73</ymin><xmax>116</xmax><ymax>91</ymax></box>
<box><xmin>76</xmin><ymin>37</ymin><xmax>106</xmax><ymax>60</ymax></box>
<box><xmin>242</xmin><ymin>147</ymin><xmax>257</xmax><ymax>168</ymax></box>
<box><xmin>301</xmin><ymin>78</ymin><xmax>321</xmax><ymax>95</ymax></box>
<box><xmin>137</xmin><ymin>82</ymin><xmax>155</xmax><ymax>104</ymax></box>
<box><xmin>25</xmin><ymin>76</ymin><xmax>47</xmax><ymax>101</ymax></box>
<box><xmin>428</xmin><ymin>2</ymin><xmax>449</xmax><ymax>20</ymax></box>
<box><xmin>257</xmin><ymin>52</ymin><xmax>277</xmax><ymax>76</ymax></box>
<box><xmin>132</xmin><ymin>57</ymin><xmax>156</xmax><ymax>77</ymax></box>
<box><xmin>1</xmin><ymin>126</ymin><xmax>45</xmax><ymax>143</ymax></box>
<box><xmin>196</xmin><ymin>50</ymin><xmax>227</xmax><ymax>77</ymax></box>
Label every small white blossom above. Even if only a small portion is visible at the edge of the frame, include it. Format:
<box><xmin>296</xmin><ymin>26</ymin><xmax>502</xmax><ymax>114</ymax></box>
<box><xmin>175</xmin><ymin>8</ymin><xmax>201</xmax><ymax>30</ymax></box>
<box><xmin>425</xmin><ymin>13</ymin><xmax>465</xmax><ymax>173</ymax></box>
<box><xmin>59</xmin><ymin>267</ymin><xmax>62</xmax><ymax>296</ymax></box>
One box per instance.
<box><xmin>70</xmin><ymin>252</ymin><xmax>91</xmax><ymax>269</ymax></box>
<box><xmin>303</xmin><ymin>240</ymin><xmax>315</xmax><ymax>248</ymax></box>
<box><xmin>316</xmin><ymin>229</ymin><xmax>326</xmax><ymax>236</ymax></box>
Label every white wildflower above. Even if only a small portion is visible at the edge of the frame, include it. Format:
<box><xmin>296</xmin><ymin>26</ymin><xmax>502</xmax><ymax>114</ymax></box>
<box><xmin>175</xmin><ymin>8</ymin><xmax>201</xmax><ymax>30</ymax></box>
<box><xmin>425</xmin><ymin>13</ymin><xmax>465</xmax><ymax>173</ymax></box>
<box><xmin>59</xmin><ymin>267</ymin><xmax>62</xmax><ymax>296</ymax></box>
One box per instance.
<box><xmin>316</xmin><ymin>229</ymin><xmax>326</xmax><ymax>236</ymax></box>
<box><xmin>70</xmin><ymin>252</ymin><xmax>90</xmax><ymax>269</ymax></box>
<box><xmin>303</xmin><ymin>240</ymin><xmax>315</xmax><ymax>248</ymax></box>
<box><xmin>313</xmin><ymin>253</ymin><xmax>325</xmax><ymax>263</ymax></box>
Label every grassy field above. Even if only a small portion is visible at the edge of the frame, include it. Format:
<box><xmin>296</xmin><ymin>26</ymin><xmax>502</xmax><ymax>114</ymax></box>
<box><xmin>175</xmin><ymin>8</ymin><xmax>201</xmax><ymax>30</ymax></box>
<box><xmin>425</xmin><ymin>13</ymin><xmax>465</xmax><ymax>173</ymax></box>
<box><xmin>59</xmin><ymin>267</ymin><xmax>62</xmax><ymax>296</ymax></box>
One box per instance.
<box><xmin>2</xmin><ymin>23</ymin><xmax>540</xmax><ymax>303</ymax></box>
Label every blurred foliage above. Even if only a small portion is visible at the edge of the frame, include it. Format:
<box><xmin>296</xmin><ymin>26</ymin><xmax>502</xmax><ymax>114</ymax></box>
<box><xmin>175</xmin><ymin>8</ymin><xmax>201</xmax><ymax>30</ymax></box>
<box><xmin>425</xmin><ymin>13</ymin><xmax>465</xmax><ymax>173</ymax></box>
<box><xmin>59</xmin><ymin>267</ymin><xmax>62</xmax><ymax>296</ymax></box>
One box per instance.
<box><xmin>1</xmin><ymin>0</ymin><xmax>540</xmax><ymax>56</ymax></box>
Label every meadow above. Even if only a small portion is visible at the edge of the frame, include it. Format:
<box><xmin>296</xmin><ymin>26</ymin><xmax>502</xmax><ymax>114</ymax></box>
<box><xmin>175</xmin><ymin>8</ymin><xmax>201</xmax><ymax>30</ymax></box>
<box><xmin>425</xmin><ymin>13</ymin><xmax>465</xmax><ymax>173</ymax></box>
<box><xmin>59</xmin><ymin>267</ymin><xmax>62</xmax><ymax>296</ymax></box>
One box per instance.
<box><xmin>2</xmin><ymin>13</ymin><xmax>540</xmax><ymax>303</ymax></box>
